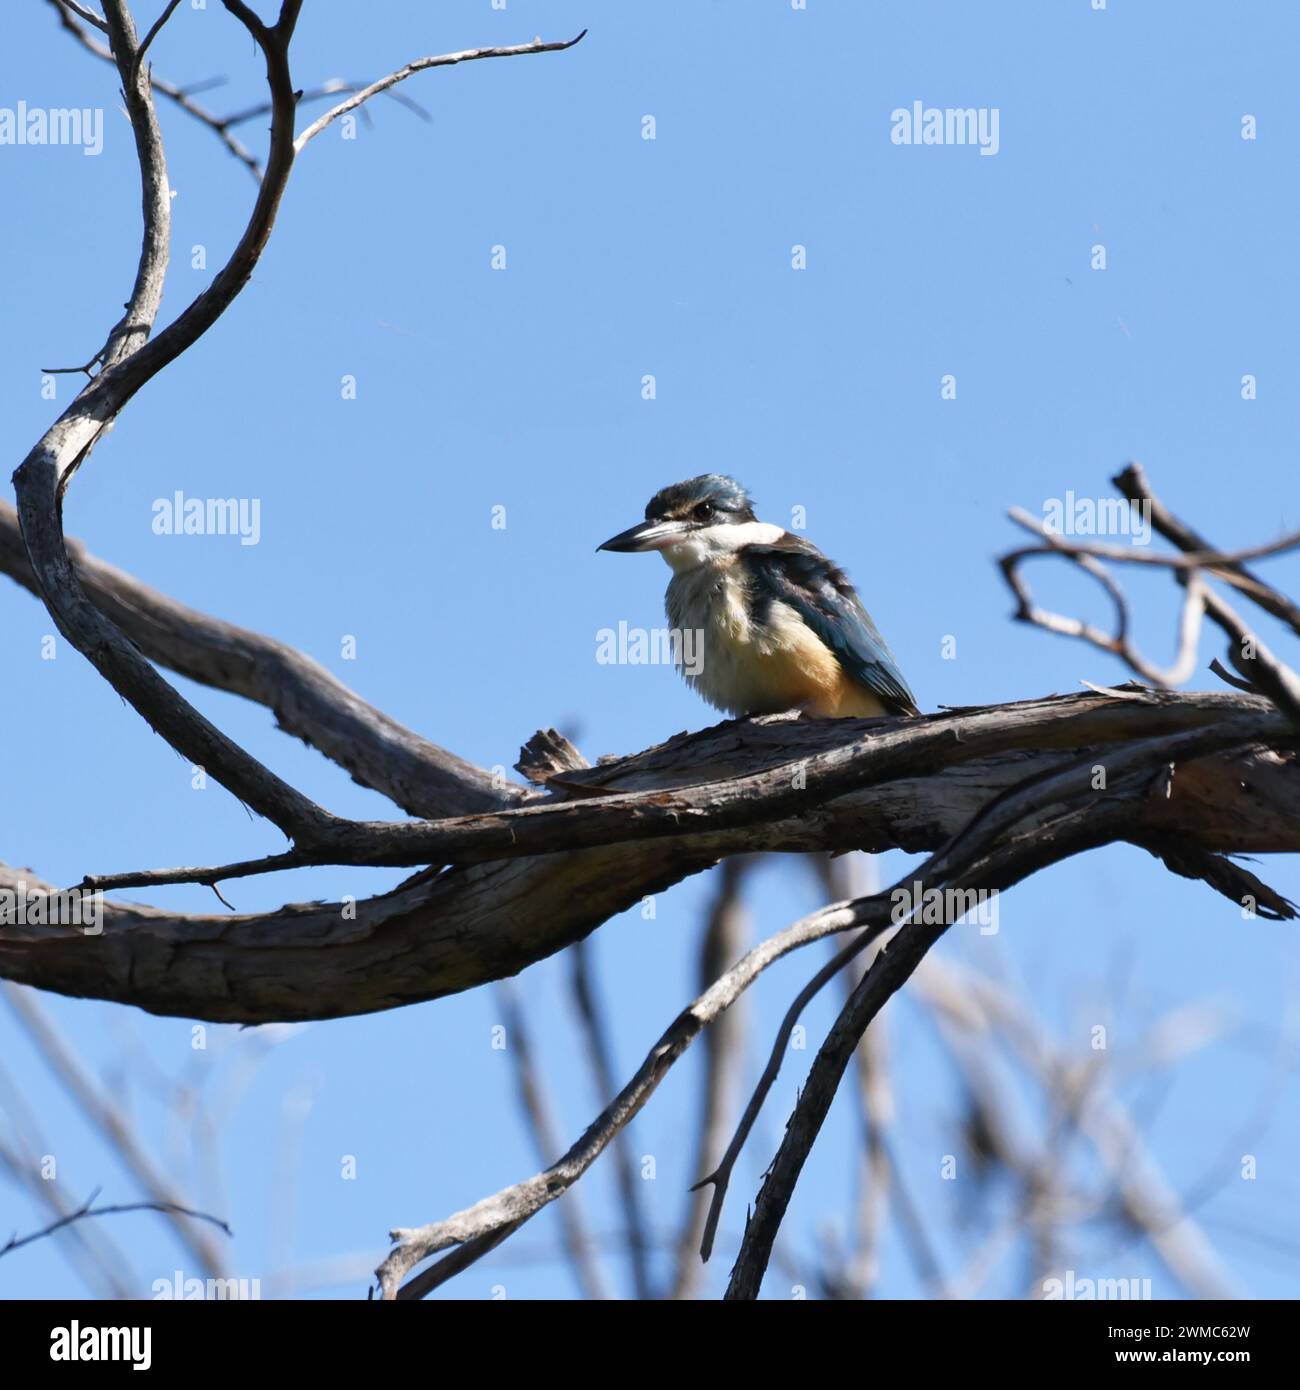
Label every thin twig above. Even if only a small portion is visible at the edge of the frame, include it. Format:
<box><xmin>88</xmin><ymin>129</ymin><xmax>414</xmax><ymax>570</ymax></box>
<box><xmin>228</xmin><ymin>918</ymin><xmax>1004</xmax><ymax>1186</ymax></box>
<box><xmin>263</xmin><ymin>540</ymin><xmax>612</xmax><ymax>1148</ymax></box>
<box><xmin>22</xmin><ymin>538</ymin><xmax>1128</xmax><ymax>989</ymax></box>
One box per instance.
<box><xmin>2</xmin><ymin>984</ymin><xmax>230</xmax><ymax>1277</ymax></box>
<box><xmin>669</xmin><ymin>856</ymin><xmax>753</xmax><ymax>1298</ymax></box>
<box><xmin>131</xmin><ymin>0</ymin><xmax>183</xmax><ymax>82</ymax></box>
<box><xmin>1</xmin><ymin>1191</ymin><xmax>230</xmax><ymax>1259</ymax></box>
<box><xmin>377</xmin><ymin>895</ymin><xmax>873</xmax><ymax>1299</ymax></box>
<box><xmin>722</xmin><ymin>717</ymin><xmax>1285</xmax><ymax>1296</ymax></box>
<box><xmin>494</xmin><ymin>983</ymin><xmax>613</xmax><ymax>1300</ymax></box>
<box><xmin>569</xmin><ymin>940</ymin><xmax>655</xmax><ymax>1300</ymax></box>
<box><xmin>49</xmin><ymin>0</ymin><xmax>263</xmax><ymax>176</ymax></box>
<box><xmin>293</xmin><ymin>32</ymin><xmax>588</xmax><ymax>153</ymax></box>
<box><xmin>1114</xmin><ymin>462</ymin><xmax>1300</xmax><ymax>636</ymax></box>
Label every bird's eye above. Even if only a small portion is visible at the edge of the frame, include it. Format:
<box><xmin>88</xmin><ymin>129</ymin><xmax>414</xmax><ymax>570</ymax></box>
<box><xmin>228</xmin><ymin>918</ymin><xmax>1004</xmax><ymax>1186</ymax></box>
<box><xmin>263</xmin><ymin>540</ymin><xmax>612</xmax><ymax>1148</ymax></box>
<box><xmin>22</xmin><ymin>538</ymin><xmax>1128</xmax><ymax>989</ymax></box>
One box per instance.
<box><xmin>693</xmin><ymin>501</ymin><xmax>716</xmax><ymax>522</ymax></box>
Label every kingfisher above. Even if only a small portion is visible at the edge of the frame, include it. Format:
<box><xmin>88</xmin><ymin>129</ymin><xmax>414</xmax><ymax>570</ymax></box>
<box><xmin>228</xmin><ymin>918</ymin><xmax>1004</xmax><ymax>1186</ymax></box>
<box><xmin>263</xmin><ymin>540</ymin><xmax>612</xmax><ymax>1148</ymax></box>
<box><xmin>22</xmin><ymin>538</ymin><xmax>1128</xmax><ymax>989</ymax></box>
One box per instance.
<box><xmin>598</xmin><ymin>474</ymin><xmax>919</xmax><ymax>719</ymax></box>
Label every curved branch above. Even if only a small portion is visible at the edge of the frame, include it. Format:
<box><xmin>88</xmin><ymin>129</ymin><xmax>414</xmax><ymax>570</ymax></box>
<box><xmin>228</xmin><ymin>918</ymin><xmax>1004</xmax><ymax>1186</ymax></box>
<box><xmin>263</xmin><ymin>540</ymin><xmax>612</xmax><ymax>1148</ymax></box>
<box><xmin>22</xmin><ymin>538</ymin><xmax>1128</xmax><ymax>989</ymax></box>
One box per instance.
<box><xmin>131</xmin><ymin>0</ymin><xmax>183</xmax><ymax>81</ymax></box>
<box><xmin>0</xmin><ymin>500</ymin><xmax>520</xmax><ymax>817</ymax></box>
<box><xmin>1114</xmin><ymin>462</ymin><xmax>1300</xmax><ymax>636</ymax></box>
<box><xmin>292</xmin><ymin>31</ymin><xmax>588</xmax><ymax>152</ymax></box>
<box><xmin>1000</xmin><ymin>521</ymin><xmax>1210</xmax><ymax>687</ymax></box>
<box><xmin>694</xmin><ymin>920</ymin><xmax>876</xmax><ymax>1262</ymax></box>
<box><xmin>75</xmin><ymin>693</ymin><xmax>1296</xmax><ymax>892</ymax></box>
<box><xmin>3</xmin><ymin>983</ymin><xmax>231</xmax><ymax>1276</ymax></box>
<box><xmin>18</xmin><ymin>4</ymin><xmax>583</xmax><ymax>839</ymax></box>
<box><xmin>3</xmin><ymin>691</ymin><xmax>1295</xmax><ymax>1024</ymax></box>
<box><xmin>723</xmin><ymin>807</ymin><xmax>1123</xmax><ymax>1294</ymax></box>
<box><xmin>1110</xmin><ymin>466</ymin><xmax>1300</xmax><ymax>725</ymax></box>
<box><xmin>721</xmin><ymin>716</ymin><xmax>1295</xmax><ymax>1296</ymax></box>
<box><xmin>382</xmin><ymin>713</ymin><xmax>1272</xmax><ymax>1298</ymax></box>
<box><xmin>59</xmin><ymin>1</ymin><xmax>109</xmax><ymax>32</ymax></box>
<box><xmin>0</xmin><ymin>1194</ymin><xmax>230</xmax><ymax>1260</ymax></box>
<box><xmin>15</xmin><ymin>0</ymin><xmax>325</xmax><ymax>837</ymax></box>
<box><xmin>378</xmin><ymin>892</ymin><xmax>868</xmax><ymax>1299</ymax></box>
<box><xmin>50</xmin><ymin>0</ymin><xmax>264</xmax><ymax>175</ymax></box>
<box><xmin>999</xmin><ymin>468</ymin><xmax>1300</xmax><ymax>719</ymax></box>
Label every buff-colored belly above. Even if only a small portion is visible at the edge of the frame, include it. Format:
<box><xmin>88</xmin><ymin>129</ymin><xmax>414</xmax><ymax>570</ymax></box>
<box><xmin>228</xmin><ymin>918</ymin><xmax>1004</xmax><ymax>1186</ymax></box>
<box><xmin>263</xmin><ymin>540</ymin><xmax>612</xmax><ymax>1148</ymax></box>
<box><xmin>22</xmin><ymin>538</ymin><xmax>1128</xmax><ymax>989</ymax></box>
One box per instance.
<box><xmin>676</xmin><ymin>580</ymin><xmax>885</xmax><ymax>717</ymax></box>
<box><xmin>806</xmin><ymin>679</ymin><xmax>890</xmax><ymax>718</ymax></box>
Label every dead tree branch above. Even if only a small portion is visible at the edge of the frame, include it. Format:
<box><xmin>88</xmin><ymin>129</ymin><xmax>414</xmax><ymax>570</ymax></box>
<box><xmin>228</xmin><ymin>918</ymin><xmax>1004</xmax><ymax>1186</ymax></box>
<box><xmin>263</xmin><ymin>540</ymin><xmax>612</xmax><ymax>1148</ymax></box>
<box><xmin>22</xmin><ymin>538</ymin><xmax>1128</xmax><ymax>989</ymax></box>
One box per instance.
<box><xmin>494</xmin><ymin>983</ymin><xmax>612</xmax><ymax>1300</ymax></box>
<box><xmin>292</xmin><ymin>33</ymin><xmax>588</xmax><ymax>153</ymax></box>
<box><xmin>669</xmin><ymin>856</ymin><xmax>752</xmax><ymax>1299</ymax></box>
<box><xmin>1000</xmin><ymin>469</ymin><xmax>1300</xmax><ymax>723</ymax></box>
<box><xmin>729</xmin><ymin>715</ymin><xmax>1296</xmax><ymax>1294</ymax></box>
<box><xmin>0</xmin><ymin>500</ymin><xmax>516</xmax><ymax>817</ymax></box>
<box><xmin>16</xmin><ymin>3</ymin><xmax>582</xmax><ymax>853</ymax></box>
<box><xmin>2</xmin><ymin>687</ymin><xmax>1295</xmax><ymax>1022</ymax></box>
<box><xmin>0</xmin><ymin>1191</ymin><xmax>230</xmax><ymax>1260</ymax></box>
<box><xmin>570</xmin><ymin>938</ymin><xmax>657</xmax><ymax>1300</ymax></box>
<box><xmin>377</xmin><ymin>893</ymin><xmax>874</xmax><ymax>1299</ymax></box>
<box><xmin>2</xmin><ymin>984</ymin><xmax>230</xmax><ymax>1276</ymax></box>
<box><xmin>68</xmin><ymin>689</ymin><xmax>1300</xmax><ymax>892</ymax></box>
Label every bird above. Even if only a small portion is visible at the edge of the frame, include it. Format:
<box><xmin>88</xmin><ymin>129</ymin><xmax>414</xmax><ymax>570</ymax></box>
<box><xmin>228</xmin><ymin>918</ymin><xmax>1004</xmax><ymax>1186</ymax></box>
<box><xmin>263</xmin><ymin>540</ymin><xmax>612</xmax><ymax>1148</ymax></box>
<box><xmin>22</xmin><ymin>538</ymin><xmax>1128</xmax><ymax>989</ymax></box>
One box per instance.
<box><xmin>597</xmin><ymin>474</ymin><xmax>919</xmax><ymax>719</ymax></box>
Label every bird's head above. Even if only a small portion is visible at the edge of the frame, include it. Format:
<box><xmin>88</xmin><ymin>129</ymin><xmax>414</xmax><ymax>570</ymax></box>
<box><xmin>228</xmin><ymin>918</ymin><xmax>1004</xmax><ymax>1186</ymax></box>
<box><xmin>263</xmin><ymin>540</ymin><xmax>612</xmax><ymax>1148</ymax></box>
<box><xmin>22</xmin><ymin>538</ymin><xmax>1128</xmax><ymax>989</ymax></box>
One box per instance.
<box><xmin>597</xmin><ymin>475</ymin><xmax>761</xmax><ymax>570</ymax></box>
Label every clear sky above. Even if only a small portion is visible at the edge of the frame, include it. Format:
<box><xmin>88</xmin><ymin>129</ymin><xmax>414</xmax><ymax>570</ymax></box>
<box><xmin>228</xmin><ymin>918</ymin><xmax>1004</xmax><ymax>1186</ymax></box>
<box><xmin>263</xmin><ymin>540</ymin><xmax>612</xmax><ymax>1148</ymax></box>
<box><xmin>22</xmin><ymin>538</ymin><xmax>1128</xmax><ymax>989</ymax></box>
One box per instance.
<box><xmin>2</xmin><ymin>0</ymin><xmax>1299</xmax><ymax>1300</ymax></box>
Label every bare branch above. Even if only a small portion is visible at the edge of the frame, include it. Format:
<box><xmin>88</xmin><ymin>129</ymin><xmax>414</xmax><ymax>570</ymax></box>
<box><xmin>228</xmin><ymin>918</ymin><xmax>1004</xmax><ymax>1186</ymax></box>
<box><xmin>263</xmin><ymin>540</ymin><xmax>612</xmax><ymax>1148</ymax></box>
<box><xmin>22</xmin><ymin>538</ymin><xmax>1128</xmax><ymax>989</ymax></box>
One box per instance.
<box><xmin>1106</xmin><ymin>467</ymin><xmax>1300</xmax><ymax>726</ymax></box>
<box><xmin>131</xmin><ymin>0</ymin><xmax>183</xmax><ymax>81</ymax></box>
<box><xmin>0</xmin><ymin>500</ymin><xmax>521</xmax><ymax>817</ymax></box>
<box><xmin>1006</xmin><ymin>507</ymin><xmax>1300</xmax><ymax>574</ymax></box>
<box><xmin>293</xmin><ymin>31</ymin><xmax>589</xmax><ymax>153</ymax></box>
<box><xmin>56</xmin><ymin>0</ymin><xmax>108</xmax><ymax>33</ymax></box>
<box><xmin>3</xmin><ymin>690</ymin><xmax>1296</xmax><ymax>1024</ymax></box>
<box><xmin>570</xmin><ymin>939</ymin><xmax>656</xmax><ymax>1300</ymax></box>
<box><xmin>2</xmin><ymin>985</ymin><xmax>230</xmax><ymax>1275</ymax></box>
<box><xmin>695</xmin><ymin>911</ymin><xmax>885</xmax><ymax>1262</ymax></box>
<box><xmin>20</xmin><ymin>4</ymin><xmax>585</xmax><ymax>844</ymax></box>
<box><xmin>221</xmin><ymin>78</ymin><xmax>433</xmax><ymax>131</ymax></box>
<box><xmin>378</xmin><ymin>710</ymin><xmax>1294</xmax><ymax>1297</ymax></box>
<box><xmin>1114</xmin><ymin>461</ymin><xmax>1300</xmax><ymax>637</ymax></box>
<box><xmin>1001</xmin><ymin>516</ymin><xmax>1210</xmax><ymax>687</ymax></box>
<box><xmin>722</xmin><ymin>717</ymin><xmax>1294</xmax><ymax>1296</ymax></box>
<box><xmin>378</xmin><ymin>893</ymin><xmax>869</xmax><ymax>1299</ymax></box>
<box><xmin>1</xmin><ymin>1192</ymin><xmax>230</xmax><ymax>1260</ymax></box>
<box><xmin>0</xmin><ymin>1068</ymin><xmax>135</xmax><ymax>1297</ymax></box>
<box><xmin>1199</xmin><ymin>585</ymin><xmax>1300</xmax><ymax>726</ymax></box>
<box><xmin>494</xmin><ymin>983</ymin><xmax>612</xmax><ymax>1300</ymax></box>
<box><xmin>49</xmin><ymin>6</ymin><xmax>572</xmax><ymax>181</ymax></box>
<box><xmin>999</xmin><ymin>470</ymin><xmax>1300</xmax><ymax>723</ymax></box>
<box><xmin>49</xmin><ymin>0</ymin><xmax>263</xmax><ymax>175</ymax></box>
<box><xmin>17</xmin><ymin>0</ymin><xmax>332</xmax><ymax>837</ymax></box>
<box><xmin>77</xmin><ymin>690</ymin><xmax>1296</xmax><ymax>893</ymax></box>
<box><xmin>668</xmin><ymin>857</ymin><xmax>752</xmax><ymax>1299</ymax></box>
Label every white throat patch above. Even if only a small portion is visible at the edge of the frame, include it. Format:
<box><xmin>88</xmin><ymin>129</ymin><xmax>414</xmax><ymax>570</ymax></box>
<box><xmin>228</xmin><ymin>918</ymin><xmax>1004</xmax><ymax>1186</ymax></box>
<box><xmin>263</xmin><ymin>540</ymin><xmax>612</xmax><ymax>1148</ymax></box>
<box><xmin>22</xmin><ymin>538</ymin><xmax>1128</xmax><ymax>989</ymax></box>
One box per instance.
<box><xmin>658</xmin><ymin>520</ymin><xmax>785</xmax><ymax>573</ymax></box>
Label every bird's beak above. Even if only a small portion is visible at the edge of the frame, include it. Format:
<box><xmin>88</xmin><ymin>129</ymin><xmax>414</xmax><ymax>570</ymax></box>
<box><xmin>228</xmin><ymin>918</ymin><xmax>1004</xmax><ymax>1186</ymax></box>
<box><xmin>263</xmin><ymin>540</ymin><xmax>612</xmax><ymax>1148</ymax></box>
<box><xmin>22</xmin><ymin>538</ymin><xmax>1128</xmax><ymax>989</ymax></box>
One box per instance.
<box><xmin>596</xmin><ymin>518</ymin><xmax>690</xmax><ymax>553</ymax></box>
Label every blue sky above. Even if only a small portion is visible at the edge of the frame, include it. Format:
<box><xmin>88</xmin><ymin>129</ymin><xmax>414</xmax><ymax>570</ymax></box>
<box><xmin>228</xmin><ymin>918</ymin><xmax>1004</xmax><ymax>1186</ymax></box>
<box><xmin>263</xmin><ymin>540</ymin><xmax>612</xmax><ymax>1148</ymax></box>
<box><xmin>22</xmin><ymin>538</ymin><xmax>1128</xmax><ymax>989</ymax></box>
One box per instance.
<box><xmin>2</xmin><ymin>0</ymin><xmax>1299</xmax><ymax>1299</ymax></box>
